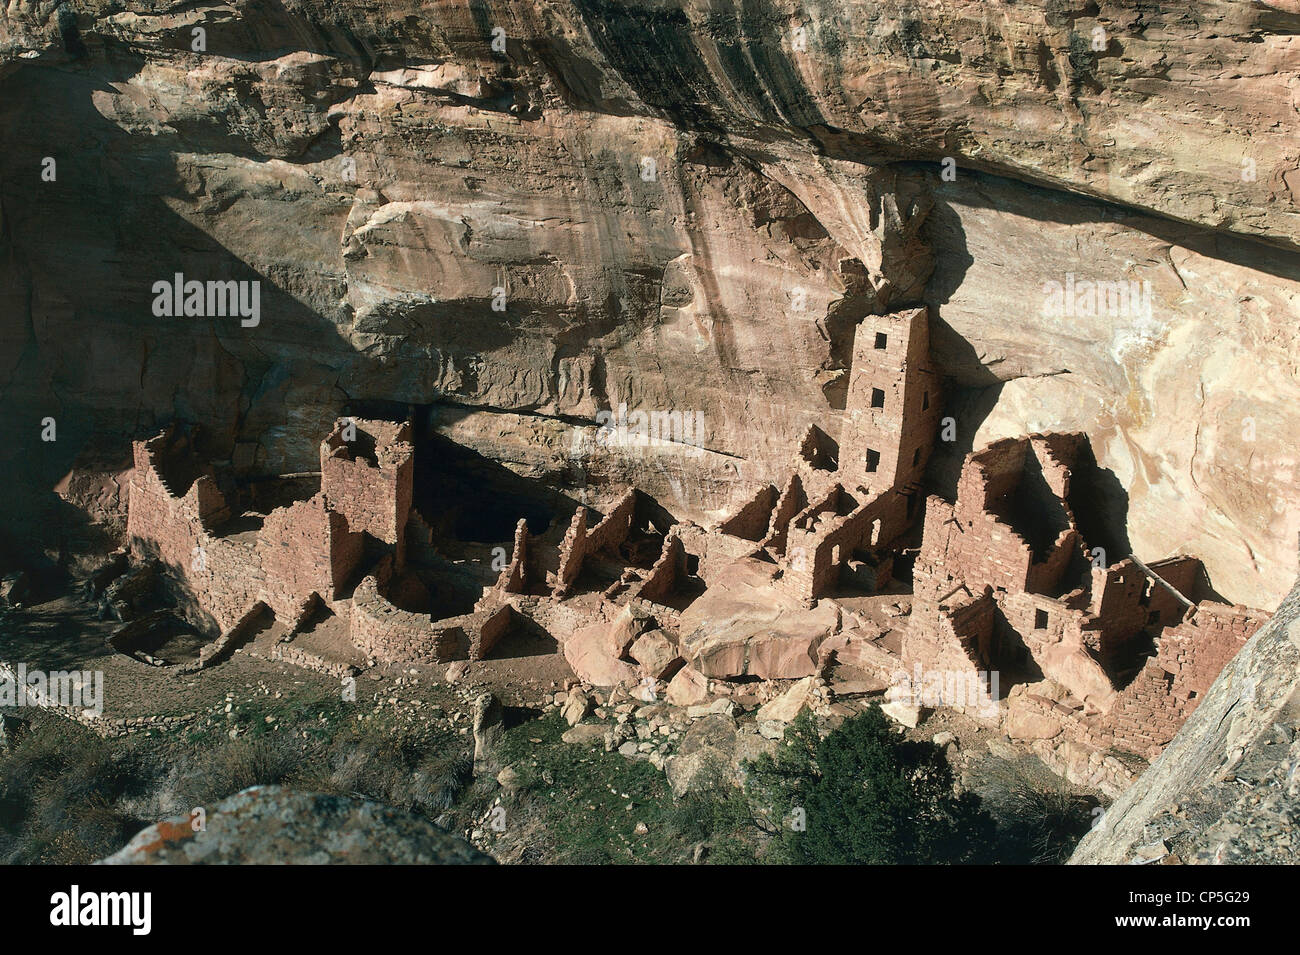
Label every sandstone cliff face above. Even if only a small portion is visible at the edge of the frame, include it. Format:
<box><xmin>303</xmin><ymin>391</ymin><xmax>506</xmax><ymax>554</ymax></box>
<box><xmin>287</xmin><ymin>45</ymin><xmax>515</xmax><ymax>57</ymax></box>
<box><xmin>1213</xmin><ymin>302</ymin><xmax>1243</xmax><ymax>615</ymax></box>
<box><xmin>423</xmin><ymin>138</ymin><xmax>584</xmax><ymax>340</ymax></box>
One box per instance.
<box><xmin>1070</xmin><ymin>573</ymin><xmax>1300</xmax><ymax>864</ymax></box>
<box><xmin>1</xmin><ymin>2</ymin><xmax>1297</xmax><ymax>608</ymax></box>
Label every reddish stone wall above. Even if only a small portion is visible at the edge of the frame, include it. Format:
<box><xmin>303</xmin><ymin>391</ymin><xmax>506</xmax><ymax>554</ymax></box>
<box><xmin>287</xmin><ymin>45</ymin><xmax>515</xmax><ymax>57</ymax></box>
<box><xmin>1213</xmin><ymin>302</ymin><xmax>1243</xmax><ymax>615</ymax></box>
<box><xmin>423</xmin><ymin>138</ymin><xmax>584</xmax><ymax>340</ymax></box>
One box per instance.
<box><xmin>553</xmin><ymin>508</ymin><xmax>588</xmax><ymax>595</ymax></box>
<box><xmin>586</xmin><ymin>488</ymin><xmax>637</xmax><ymax>554</ymax></box>
<box><xmin>126</xmin><ymin>420</ymin><xmax>402</xmax><ymax>638</ymax></box>
<box><xmin>320</xmin><ymin>419</ymin><xmax>414</xmax><ymax>566</ymax></box>
<box><xmin>717</xmin><ymin>485</ymin><xmax>777</xmax><ymax>541</ymax></box>
<box><xmin>350</xmin><ymin>571</ymin><xmax>461</xmax><ymax>664</ymax></box>
<box><xmin>552</xmin><ymin>489</ymin><xmax>638</xmax><ymax>595</ymax></box>
<box><xmin>496</xmin><ymin>518</ymin><xmax>531</xmax><ymax>593</ymax></box>
<box><xmin>470</xmin><ymin>604</ymin><xmax>513</xmax><ymax>660</ymax></box>
<box><xmin>635</xmin><ymin>530</ymin><xmax>686</xmax><ymax>604</ymax></box>
<box><xmin>762</xmin><ymin>472</ymin><xmax>807</xmax><ymax>553</ymax></box>
<box><xmin>838</xmin><ymin>306</ymin><xmax>941</xmax><ymax>494</ymax></box>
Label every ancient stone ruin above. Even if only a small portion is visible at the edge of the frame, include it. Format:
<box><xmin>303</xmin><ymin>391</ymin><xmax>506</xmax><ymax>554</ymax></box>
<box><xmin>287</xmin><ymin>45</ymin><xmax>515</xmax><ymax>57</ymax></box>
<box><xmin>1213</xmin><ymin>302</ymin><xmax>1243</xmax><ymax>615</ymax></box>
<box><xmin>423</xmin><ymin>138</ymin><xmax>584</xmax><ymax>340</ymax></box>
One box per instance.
<box><xmin>114</xmin><ymin>305</ymin><xmax>1266</xmax><ymax>795</ymax></box>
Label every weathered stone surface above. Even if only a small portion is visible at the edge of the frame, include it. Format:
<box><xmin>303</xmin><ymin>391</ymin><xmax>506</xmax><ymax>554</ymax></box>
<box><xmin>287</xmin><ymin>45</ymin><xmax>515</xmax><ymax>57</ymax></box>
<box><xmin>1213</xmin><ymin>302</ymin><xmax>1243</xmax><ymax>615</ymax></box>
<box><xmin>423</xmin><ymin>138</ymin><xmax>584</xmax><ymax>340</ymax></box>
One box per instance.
<box><xmin>472</xmin><ymin>692</ymin><xmax>505</xmax><ymax>775</ymax></box>
<box><xmin>680</xmin><ymin>561</ymin><xmax>840</xmax><ymax>679</ymax></box>
<box><xmin>98</xmin><ymin>786</ymin><xmax>492</xmax><ymax>864</ymax></box>
<box><xmin>664</xmin><ymin>714</ymin><xmax>738</xmax><ymax>797</ymax></box>
<box><xmin>3</xmin><ymin>1</ymin><xmax>1298</xmax><ymax>617</ymax></box>
<box><xmin>1005</xmin><ymin>703</ymin><xmax>1063</xmax><ymax>742</ymax></box>
<box><xmin>665</xmin><ymin>666</ymin><xmax>710</xmax><ymax>708</ymax></box>
<box><xmin>628</xmin><ymin>629</ymin><xmax>681</xmax><ymax>681</ymax></box>
<box><xmin>1071</xmin><ymin>577</ymin><xmax>1300</xmax><ymax>864</ymax></box>
<box><xmin>756</xmin><ymin>676</ymin><xmax>823</xmax><ymax>724</ymax></box>
<box><xmin>563</xmin><ymin>619</ymin><xmax>639</xmax><ymax>688</ymax></box>
<box><xmin>561</xmin><ymin>687</ymin><xmax>591</xmax><ymax>727</ymax></box>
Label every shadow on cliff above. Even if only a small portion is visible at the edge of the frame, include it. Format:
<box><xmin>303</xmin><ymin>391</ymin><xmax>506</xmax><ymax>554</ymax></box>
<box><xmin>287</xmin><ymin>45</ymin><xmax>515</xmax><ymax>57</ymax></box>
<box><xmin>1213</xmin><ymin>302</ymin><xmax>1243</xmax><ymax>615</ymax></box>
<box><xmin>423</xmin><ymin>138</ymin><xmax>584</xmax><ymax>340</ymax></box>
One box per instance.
<box><xmin>909</xmin><ymin>161</ymin><xmax>1300</xmax><ymax>283</ymax></box>
<box><xmin>0</xmin><ymin>54</ymin><xmax>368</xmax><ymax>569</ymax></box>
<box><xmin>917</xmin><ymin>177</ymin><xmax>1133</xmax><ymax>560</ymax></box>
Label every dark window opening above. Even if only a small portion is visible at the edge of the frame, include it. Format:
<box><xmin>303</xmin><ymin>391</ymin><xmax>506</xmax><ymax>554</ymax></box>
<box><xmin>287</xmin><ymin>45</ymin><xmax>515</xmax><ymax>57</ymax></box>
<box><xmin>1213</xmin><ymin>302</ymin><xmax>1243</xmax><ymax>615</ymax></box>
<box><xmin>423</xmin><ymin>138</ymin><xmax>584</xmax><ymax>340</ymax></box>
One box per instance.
<box><xmin>1034</xmin><ymin>609</ymin><xmax>1050</xmax><ymax>630</ymax></box>
<box><xmin>874</xmin><ymin>332</ymin><xmax>888</xmax><ymax>349</ymax></box>
<box><xmin>912</xmin><ymin>447</ymin><xmax>921</xmax><ymax>467</ymax></box>
<box><xmin>922</xmin><ymin>391</ymin><xmax>930</xmax><ymax>411</ymax></box>
<box><xmin>865</xmin><ymin>449</ymin><xmax>880</xmax><ymax>473</ymax></box>
<box><xmin>870</xmin><ymin>388</ymin><xmax>885</xmax><ymax>409</ymax></box>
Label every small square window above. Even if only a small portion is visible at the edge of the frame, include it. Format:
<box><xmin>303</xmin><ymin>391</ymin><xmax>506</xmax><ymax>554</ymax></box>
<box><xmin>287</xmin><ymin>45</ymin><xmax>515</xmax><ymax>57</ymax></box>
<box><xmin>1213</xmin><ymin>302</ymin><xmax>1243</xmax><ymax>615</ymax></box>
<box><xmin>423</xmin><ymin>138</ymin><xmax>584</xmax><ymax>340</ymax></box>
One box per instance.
<box><xmin>870</xmin><ymin>388</ymin><xmax>885</xmax><ymax>409</ymax></box>
<box><xmin>1034</xmin><ymin>609</ymin><xmax>1049</xmax><ymax>630</ymax></box>
<box><xmin>874</xmin><ymin>332</ymin><xmax>888</xmax><ymax>349</ymax></box>
<box><xmin>865</xmin><ymin>449</ymin><xmax>880</xmax><ymax>473</ymax></box>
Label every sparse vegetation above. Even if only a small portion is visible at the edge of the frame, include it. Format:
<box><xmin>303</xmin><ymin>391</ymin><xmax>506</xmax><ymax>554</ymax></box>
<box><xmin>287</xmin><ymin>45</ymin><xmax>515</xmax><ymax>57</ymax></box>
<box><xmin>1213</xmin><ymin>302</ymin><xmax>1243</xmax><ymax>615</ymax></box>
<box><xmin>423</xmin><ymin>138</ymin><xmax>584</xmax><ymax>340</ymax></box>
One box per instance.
<box><xmin>972</xmin><ymin>757</ymin><xmax>1101</xmax><ymax>864</ymax></box>
<box><xmin>746</xmin><ymin>707</ymin><xmax>996</xmax><ymax>864</ymax></box>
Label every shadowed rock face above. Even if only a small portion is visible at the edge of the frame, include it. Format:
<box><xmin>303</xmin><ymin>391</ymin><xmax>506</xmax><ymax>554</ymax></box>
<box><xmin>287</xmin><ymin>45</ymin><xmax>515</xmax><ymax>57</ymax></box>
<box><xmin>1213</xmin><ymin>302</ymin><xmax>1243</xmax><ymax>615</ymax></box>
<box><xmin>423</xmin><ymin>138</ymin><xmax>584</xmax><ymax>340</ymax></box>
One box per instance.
<box><xmin>1070</xmin><ymin>574</ymin><xmax>1300</xmax><ymax>864</ymax></box>
<box><xmin>1</xmin><ymin>2</ymin><xmax>1297</xmax><ymax>608</ymax></box>
<box><xmin>98</xmin><ymin>785</ymin><xmax>493</xmax><ymax>864</ymax></box>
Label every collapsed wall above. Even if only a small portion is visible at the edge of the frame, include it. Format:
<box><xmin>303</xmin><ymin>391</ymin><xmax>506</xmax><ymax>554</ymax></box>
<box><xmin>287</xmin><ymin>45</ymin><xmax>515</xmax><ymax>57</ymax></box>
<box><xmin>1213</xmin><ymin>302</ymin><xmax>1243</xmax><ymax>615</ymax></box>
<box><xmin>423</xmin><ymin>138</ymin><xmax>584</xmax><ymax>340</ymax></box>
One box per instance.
<box><xmin>125</xmin><ymin>419</ymin><xmax>411</xmax><ymax>635</ymax></box>
<box><xmin>903</xmin><ymin>434</ymin><xmax>1268</xmax><ymax>791</ymax></box>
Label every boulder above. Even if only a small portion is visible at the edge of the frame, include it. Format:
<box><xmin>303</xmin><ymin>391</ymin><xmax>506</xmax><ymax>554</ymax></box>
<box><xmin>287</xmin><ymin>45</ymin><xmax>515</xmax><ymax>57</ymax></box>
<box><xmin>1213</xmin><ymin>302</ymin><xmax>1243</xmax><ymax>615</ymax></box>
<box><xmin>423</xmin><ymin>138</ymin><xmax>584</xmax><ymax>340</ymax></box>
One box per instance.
<box><xmin>628</xmin><ymin>629</ymin><xmax>682</xmax><ymax>680</ymax></box>
<box><xmin>678</xmin><ymin>560</ymin><xmax>840</xmax><ymax>679</ymax></box>
<box><xmin>664</xmin><ymin>715</ymin><xmax>739</xmax><ymax>797</ymax></box>
<box><xmin>560</xmin><ymin>688</ymin><xmax>591</xmax><ymax>727</ymax></box>
<box><xmin>561</xmin><ymin>724</ymin><xmax>606</xmax><ymax>745</ymax></box>
<box><xmin>756</xmin><ymin>676</ymin><xmax>824</xmax><ymax>724</ymax></box>
<box><xmin>1005</xmin><ymin>704</ymin><xmax>1064</xmax><ymax>741</ymax></box>
<box><xmin>563</xmin><ymin>620</ymin><xmax>638</xmax><ymax>687</ymax></box>
<box><xmin>471</xmin><ymin>693</ymin><xmax>504</xmax><ymax>775</ymax></box>
<box><xmin>608</xmin><ymin>603</ymin><xmax>657</xmax><ymax>656</ymax></box>
<box><xmin>880</xmin><ymin>700</ymin><xmax>923</xmax><ymax>729</ymax></box>
<box><xmin>665</xmin><ymin>666</ymin><xmax>710</xmax><ymax>707</ymax></box>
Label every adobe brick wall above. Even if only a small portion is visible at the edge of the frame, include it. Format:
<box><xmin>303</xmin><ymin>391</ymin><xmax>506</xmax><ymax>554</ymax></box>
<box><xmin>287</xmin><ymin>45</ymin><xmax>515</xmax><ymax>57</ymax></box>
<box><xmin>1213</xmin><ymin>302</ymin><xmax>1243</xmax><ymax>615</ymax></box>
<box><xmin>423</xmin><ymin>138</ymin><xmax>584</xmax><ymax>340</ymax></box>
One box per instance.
<box><xmin>675</xmin><ymin>523</ymin><xmax>763</xmax><ymax>586</ymax></box>
<box><xmin>469</xmin><ymin>603</ymin><xmax>514</xmax><ymax>660</ymax></box>
<box><xmin>552</xmin><ymin>489</ymin><xmax>638</xmax><ymax>595</ymax></box>
<box><xmin>350</xmin><ymin>571</ymin><xmax>461</xmax><ymax>664</ymax></box>
<box><xmin>553</xmin><ymin>508</ymin><xmax>588</xmax><ymax>595</ymax></box>
<box><xmin>761</xmin><ymin>472</ymin><xmax>807</xmax><ymax>553</ymax></box>
<box><xmin>127</xmin><ymin>420</ymin><xmax>403</xmax><ymax>640</ymax></box>
<box><xmin>586</xmin><ymin>488</ymin><xmax>638</xmax><ymax>553</ymax></box>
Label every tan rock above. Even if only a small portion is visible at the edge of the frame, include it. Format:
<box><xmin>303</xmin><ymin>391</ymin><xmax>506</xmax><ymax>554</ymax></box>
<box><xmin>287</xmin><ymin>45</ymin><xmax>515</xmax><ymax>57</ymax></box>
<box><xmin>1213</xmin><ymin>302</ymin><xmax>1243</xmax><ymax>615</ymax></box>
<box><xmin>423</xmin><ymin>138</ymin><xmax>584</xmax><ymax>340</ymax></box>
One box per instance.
<box><xmin>756</xmin><ymin>677</ymin><xmax>821</xmax><ymax>724</ymax></box>
<box><xmin>665</xmin><ymin>666</ymin><xmax>710</xmax><ymax>708</ymax></box>
<box><xmin>628</xmin><ymin>629</ymin><xmax>681</xmax><ymax>681</ymax></box>
<box><xmin>561</xmin><ymin>688</ymin><xmax>591</xmax><ymax>727</ymax></box>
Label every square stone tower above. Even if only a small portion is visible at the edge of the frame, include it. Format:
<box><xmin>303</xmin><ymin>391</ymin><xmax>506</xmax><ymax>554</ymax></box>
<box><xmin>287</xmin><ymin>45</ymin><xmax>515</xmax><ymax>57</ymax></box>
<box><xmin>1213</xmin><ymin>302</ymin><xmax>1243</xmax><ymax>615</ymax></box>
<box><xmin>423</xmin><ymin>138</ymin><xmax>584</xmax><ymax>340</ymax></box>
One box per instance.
<box><xmin>320</xmin><ymin>418</ymin><xmax>415</xmax><ymax>569</ymax></box>
<box><xmin>838</xmin><ymin>306</ymin><xmax>941</xmax><ymax>495</ymax></box>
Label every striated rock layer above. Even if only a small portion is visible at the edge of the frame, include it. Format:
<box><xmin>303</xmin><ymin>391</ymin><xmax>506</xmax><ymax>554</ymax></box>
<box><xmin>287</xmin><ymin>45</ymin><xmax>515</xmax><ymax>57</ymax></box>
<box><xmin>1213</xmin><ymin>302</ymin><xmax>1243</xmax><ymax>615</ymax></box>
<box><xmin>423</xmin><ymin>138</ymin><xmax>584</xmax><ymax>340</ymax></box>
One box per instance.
<box><xmin>1070</xmin><ymin>573</ymin><xmax>1300</xmax><ymax>864</ymax></box>
<box><xmin>1</xmin><ymin>2</ymin><xmax>1297</xmax><ymax>609</ymax></box>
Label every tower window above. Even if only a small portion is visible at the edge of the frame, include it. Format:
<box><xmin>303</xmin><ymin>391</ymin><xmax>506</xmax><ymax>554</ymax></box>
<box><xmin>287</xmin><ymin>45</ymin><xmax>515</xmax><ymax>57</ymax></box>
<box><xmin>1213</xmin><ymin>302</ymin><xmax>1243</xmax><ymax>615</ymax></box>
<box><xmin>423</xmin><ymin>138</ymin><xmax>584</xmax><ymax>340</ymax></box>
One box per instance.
<box><xmin>874</xmin><ymin>332</ymin><xmax>888</xmax><ymax>349</ymax></box>
<box><xmin>1034</xmin><ymin>609</ymin><xmax>1049</xmax><ymax>630</ymax></box>
<box><xmin>912</xmin><ymin>447</ymin><xmax>921</xmax><ymax>467</ymax></box>
<box><xmin>870</xmin><ymin>388</ymin><xmax>885</xmax><ymax>409</ymax></box>
<box><xmin>865</xmin><ymin>449</ymin><xmax>880</xmax><ymax>473</ymax></box>
<box><xmin>922</xmin><ymin>391</ymin><xmax>930</xmax><ymax>411</ymax></box>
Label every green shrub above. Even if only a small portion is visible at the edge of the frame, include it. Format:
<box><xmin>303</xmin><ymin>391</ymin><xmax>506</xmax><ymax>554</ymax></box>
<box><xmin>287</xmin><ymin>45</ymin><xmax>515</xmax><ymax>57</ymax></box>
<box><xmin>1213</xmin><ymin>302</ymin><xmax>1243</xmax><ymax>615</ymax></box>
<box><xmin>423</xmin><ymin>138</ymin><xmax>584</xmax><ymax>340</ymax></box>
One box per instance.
<box><xmin>747</xmin><ymin>706</ymin><xmax>995</xmax><ymax>864</ymax></box>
